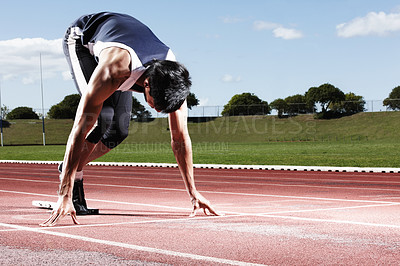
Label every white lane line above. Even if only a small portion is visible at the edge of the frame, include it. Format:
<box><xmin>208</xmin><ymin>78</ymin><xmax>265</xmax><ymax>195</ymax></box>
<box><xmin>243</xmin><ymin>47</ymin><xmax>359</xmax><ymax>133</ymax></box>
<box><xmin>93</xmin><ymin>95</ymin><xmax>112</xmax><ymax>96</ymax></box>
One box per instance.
<box><xmin>0</xmin><ymin>229</ymin><xmax>20</xmax><ymax>232</ymax></box>
<box><xmin>257</xmin><ymin>214</ymin><xmax>400</xmax><ymax>229</ymax></box>
<box><xmin>2</xmin><ymin>189</ymin><xmax>400</xmax><ymax>230</ymax></box>
<box><xmin>38</xmin><ymin>214</ymin><xmax>243</xmax><ymax>231</ymax></box>
<box><xmin>216</xmin><ymin>203</ymin><xmax>400</xmax><ymax>227</ymax></box>
<box><xmin>3</xmin><ymin>169</ymin><xmax>400</xmax><ymax>194</ymax></box>
<box><xmin>5</xmin><ymin>188</ymin><xmax>397</xmax><ymax>218</ymax></box>
<box><xmin>216</xmin><ymin>204</ymin><xmax>400</xmax><ymax>229</ymax></box>
<box><xmin>0</xmin><ymin>222</ymin><xmax>265</xmax><ymax>266</ymax></box>
<box><xmin>0</xmin><ymin>188</ymin><xmax>378</xmax><ymax>212</ymax></box>
<box><xmin>0</xmin><ymin>189</ymin><xmax>243</xmax><ymax>231</ymax></box>
<box><xmin>221</xmin><ymin>203</ymin><xmax>400</xmax><ymax>216</ymax></box>
<box><xmin>260</xmin><ymin>202</ymin><xmax>400</xmax><ymax>215</ymax></box>
<box><xmin>88</xmin><ymin>170</ymin><xmax>400</xmax><ymax>185</ymax></box>
<box><xmin>0</xmin><ymin>190</ymin><xmax>59</xmax><ymax>198</ymax></box>
<box><xmin>2</xmin><ymin>175</ymin><xmax>400</xmax><ymax>205</ymax></box>
<box><xmin>81</xmin><ymin>173</ymin><xmax>400</xmax><ymax>192</ymax></box>
<box><xmin>17</xmin><ymin>211</ymin><xmax>241</xmax><ymax>231</ymax></box>
<box><xmin>0</xmin><ymin>189</ymin><xmax>188</xmax><ymax>211</ymax></box>
<box><xmin>2</xmin><ymin>189</ymin><xmax>400</xmax><ymax>224</ymax></box>
<box><xmin>3</xmin><ymin>167</ymin><xmax>400</xmax><ymax>186</ymax></box>
<box><xmin>208</xmin><ymin>190</ymin><xmax>400</xmax><ymax>205</ymax></box>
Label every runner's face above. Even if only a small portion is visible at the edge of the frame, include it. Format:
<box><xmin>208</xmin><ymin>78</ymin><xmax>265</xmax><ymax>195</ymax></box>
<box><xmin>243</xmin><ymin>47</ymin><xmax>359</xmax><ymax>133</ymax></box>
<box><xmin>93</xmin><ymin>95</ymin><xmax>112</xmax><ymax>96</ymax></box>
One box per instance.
<box><xmin>144</xmin><ymin>78</ymin><xmax>161</xmax><ymax>112</ymax></box>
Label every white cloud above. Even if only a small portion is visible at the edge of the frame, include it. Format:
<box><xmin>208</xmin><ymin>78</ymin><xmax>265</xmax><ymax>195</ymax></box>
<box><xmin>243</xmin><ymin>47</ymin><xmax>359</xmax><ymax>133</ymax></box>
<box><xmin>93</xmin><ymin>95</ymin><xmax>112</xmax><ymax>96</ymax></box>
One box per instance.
<box><xmin>222</xmin><ymin>74</ymin><xmax>241</xmax><ymax>83</ymax></box>
<box><xmin>253</xmin><ymin>20</ymin><xmax>303</xmax><ymax>40</ymax></box>
<box><xmin>337</xmin><ymin>11</ymin><xmax>400</xmax><ymax>38</ymax></box>
<box><xmin>0</xmin><ymin>38</ymin><xmax>67</xmax><ymax>83</ymax></box>
<box><xmin>273</xmin><ymin>27</ymin><xmax>303</xmax><ymax>40</ymax></box>
<box><xmin>253</xmin><ymin>21</ymin><xmax>281</xmax><ymax>31</ymax></box>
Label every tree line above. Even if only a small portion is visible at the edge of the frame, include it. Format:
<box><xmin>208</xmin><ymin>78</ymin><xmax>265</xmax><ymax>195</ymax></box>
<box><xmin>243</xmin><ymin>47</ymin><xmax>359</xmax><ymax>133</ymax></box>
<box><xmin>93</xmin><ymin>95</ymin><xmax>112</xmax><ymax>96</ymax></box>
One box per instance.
<box><xmin>2</xmin><ymin>84</ymin><xmax>400</xmax><ymax>121</ymax></box>
<box><xmin>270</xmin><ymin>83</ymin><xmax>366</xmax><ymax>119</ymax></box>
<box><xmin>223</xmin><ymin>84</ymin><xmax>400</xmax><ymax>119</ymax></box>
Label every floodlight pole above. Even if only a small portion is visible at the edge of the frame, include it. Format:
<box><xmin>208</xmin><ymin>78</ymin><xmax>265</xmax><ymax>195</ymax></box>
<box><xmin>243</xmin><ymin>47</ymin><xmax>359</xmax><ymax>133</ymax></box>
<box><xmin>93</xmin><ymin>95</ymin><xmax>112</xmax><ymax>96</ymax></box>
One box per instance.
<box><xmin>40</xmin><ymin>53</ymin><xmax>46</xmax><ymax>146</ymax></box>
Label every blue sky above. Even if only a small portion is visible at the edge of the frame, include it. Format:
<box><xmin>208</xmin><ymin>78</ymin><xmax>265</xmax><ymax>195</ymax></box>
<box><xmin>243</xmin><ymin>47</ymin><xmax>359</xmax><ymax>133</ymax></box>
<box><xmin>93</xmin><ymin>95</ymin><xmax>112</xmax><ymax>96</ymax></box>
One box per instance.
<box><xmin>1</xmin><ymin>0</ymin><xmax>400</xmax><ymax>113</ymax></box>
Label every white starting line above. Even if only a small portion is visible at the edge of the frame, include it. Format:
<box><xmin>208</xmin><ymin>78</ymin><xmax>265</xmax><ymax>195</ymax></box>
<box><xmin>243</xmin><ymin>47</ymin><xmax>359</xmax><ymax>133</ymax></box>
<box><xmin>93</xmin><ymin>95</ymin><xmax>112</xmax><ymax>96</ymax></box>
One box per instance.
<box><xmin>0</xmin><ymin>222</ymin><xmax>265</xmax><ymax>266</ymax></box>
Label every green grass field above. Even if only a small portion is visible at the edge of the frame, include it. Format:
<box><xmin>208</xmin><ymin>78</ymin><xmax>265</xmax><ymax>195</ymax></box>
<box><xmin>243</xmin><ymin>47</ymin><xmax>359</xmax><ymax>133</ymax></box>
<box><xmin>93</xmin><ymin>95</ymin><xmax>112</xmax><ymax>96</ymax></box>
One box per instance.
<box><xmin>1</xmin><ymin>112</ymin><xmax>400</xmax><ymax>167</ymax></box>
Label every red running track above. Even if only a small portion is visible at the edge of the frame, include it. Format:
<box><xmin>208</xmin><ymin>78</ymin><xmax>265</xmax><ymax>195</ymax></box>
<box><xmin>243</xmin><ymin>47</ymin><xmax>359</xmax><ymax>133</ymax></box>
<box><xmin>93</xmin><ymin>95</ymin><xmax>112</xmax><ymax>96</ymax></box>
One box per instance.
<box><xmin>1</xmin><ymin>162</ymin><xmax>400</xmax><ymax>265</ymax></box>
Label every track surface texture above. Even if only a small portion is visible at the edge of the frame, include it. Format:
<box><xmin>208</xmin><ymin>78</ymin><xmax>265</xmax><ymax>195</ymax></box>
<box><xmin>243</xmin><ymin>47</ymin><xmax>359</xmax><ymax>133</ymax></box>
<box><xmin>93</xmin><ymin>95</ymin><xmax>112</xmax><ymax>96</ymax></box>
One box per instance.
<box><xmin>1</xmin><ymin>162</ymin><xmax>400</xmax><ymax>265</ymax></box>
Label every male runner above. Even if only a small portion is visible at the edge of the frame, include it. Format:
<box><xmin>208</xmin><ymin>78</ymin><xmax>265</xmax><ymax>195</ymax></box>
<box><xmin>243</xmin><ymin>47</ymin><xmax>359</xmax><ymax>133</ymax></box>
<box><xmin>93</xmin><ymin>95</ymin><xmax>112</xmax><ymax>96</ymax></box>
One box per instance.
<box><xmin>40</xmin><ymin>12</ymin><xmax>220</xmax><ymax>226</ymax></box>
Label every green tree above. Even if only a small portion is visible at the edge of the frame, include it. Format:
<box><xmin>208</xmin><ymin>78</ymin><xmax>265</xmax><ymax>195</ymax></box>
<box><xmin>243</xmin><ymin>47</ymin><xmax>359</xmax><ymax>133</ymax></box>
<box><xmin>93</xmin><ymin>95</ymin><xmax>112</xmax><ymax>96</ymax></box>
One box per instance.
<box><xmin>306</xmin><ymin>83</ymin><xmax>345</xmax><ymax>113</ymax></box>
<box><xmin>270</xmin><ymin>98</ymin><xmax>288</xmax><ymax>118</ymax></box>
<box><xmin>285</xmin><ymin>94</ymin><xmax>313</xmax><ymax>115</ymax></box>
<box><xmin>132</xmin><ymin>96</ymin><xmax>152</xmax><ymax>121</ymax></box>
<box><xmin>344</xmin><ymin>92</ymin><xmax>365</xmax><ymax>114</ymax></box>
<box><xmin>186</xmin><ymin>92</ymin><xmax>199</xmax><ymax>110</ymax></box>
<box><xmin>383</xmin><ymin>86</ymin><xmax>400</xmax><ymax>110</ymax></box>
<box><xmin>7</xmin><ymin>106</ymin><xmax>39</xmax><ymax>119</ymax></box>
<box><xmin>330</xmin><ymin>92</ymin><xmax>365</xmax><ymax>114</ymax></box>
<box><xmin>222</xmin><ymin>93</ymin><xmax>270</xmax><ymax>116</ymax></box>
<box><xmin>48</xmin><ymin>94</ymin><xmax>81</xmax><ymax>119</ymax></box>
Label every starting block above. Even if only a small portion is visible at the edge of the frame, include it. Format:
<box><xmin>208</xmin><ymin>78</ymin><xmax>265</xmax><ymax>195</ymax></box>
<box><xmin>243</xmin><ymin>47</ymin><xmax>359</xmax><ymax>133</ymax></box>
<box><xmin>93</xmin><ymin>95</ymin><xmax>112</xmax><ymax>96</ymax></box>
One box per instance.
<box><xmin>32</xmin><ymin>200</ymin><xmax>55</xmax><ymax>209</ymax></box>
<box><xmin>32</xmin><ymin>200</ymin><xmax>99</xmax><ymax>215</ymax></box>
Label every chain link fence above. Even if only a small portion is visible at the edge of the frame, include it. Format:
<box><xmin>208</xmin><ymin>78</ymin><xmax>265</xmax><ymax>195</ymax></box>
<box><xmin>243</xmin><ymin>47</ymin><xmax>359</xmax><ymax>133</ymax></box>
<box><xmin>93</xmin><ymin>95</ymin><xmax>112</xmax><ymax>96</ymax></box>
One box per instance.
<box><xmin>20</xmin><ymin>99</ymin><xmax>400</xmax><ymax>118</ymax></box>
<box><xmin>185</xmin><ymin>100</ymin><xmax>393</xmax><ymax>117</ymax></box>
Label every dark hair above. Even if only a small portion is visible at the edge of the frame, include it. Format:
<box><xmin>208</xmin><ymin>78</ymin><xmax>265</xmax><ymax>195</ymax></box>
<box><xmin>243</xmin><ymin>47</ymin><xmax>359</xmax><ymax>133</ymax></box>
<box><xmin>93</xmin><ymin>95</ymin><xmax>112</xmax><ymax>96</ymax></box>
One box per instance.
<box><xmin>144</xmin><ymin>60</ymin><xmax>191</xmax><ymax>113</ymax></box>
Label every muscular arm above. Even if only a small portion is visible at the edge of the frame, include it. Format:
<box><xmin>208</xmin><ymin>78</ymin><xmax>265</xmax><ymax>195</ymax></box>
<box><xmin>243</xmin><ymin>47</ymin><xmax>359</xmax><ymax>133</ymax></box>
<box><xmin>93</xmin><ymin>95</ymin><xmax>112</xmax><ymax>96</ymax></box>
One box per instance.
<box><xmin>40</xmin><ymin>47</ymin><xmax>131</xmax><ymax>226</ymax></box>
<box><xmin>169</xmin><ymin>101</ymin><xmax>220</xmax><ymax>216</ymax></box>
<box><xmin>168</xmin><ymin>101</ymin><xmax>196</xmax><ymax>198</ymax></box>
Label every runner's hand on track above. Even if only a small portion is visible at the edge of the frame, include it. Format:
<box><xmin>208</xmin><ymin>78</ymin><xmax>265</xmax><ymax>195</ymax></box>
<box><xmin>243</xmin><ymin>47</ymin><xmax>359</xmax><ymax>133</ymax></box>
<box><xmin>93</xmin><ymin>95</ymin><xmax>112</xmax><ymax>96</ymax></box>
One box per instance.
<box><xmin>189</xmin><ymin>193</ymin><xmax>222</xmax><ymax>217</ymax></box>
<box><xmin>39</xmin><ymin>195</ymin><xmax>79</xmax><ymax>227</ymax></box>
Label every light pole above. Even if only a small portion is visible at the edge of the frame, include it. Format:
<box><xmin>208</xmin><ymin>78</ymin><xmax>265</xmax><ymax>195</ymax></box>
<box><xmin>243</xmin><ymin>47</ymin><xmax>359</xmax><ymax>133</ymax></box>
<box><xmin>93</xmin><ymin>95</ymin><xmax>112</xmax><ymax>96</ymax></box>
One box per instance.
<box><xmin>40</xmin><ymin>53</ymin><xmax>46</xmax><ymax>146</ymax></box>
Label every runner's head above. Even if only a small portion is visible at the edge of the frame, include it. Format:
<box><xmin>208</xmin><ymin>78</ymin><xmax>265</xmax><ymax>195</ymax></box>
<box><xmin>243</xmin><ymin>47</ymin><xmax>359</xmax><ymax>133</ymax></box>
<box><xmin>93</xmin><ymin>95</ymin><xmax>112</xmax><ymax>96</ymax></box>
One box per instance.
<box><xmin>143</xmin><ymin>60</ymin><xmax>191</xmax><ymax>113</ymax></box>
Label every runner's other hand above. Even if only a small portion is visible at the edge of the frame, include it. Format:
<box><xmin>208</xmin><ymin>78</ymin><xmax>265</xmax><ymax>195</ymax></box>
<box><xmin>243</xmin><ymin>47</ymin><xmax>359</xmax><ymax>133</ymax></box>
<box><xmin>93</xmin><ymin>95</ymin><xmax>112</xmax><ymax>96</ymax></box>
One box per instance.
<box><xmin>189</xmin><ymin>193</ymin><xmax>222</xmax><ymax>217</ymax></box>
<box><xmin>39</xmin><ymin>195</ymin><xmax>79</xmax><ymax>227</ymax></box>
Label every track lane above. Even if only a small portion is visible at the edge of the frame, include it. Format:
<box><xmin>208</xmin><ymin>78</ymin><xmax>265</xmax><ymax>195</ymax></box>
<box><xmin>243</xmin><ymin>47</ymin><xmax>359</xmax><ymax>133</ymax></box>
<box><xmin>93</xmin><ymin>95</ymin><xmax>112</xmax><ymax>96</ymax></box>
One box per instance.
<box><xmin>1</xmin><ymin>162</ymin><xmax>400</xmax><ymax>265</ymax></box>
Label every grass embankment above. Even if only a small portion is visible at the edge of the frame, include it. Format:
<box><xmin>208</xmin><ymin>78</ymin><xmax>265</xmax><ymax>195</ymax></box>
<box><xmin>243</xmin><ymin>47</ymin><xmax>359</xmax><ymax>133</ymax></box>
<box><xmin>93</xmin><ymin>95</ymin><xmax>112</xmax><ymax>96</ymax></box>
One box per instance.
<box><xmin>1</xmin><ymin>112</ymin><xmax>400</xmax><ymax>167</ymax></box>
